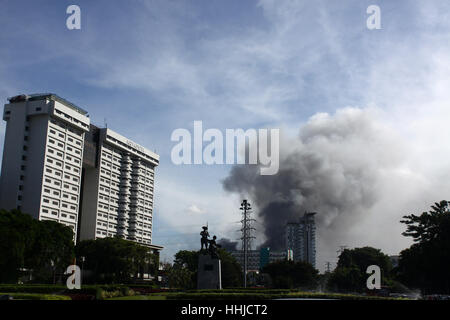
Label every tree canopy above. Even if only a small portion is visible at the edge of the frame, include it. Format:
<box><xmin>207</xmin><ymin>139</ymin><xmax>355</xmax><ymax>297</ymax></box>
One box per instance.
<box><xmin>262</xmin><ymin>260</ymin><xmax>318</xmax><ymax>289</ymax></box>
<box><xmin>0</xmin><ymin>209</ymin><xmax>74</xmax><ymax>283</ymax></box>
<box><xmin>75</xmin><ymin>237</ymin><xmax>159</xmax><ymax>284</ymax></box>
<box><xmin>397</xmin><ymin>200</ymin><xmax>450</xmax><ymax>294</ymax></box>
<box><xmin>328</xmin><ymin>246</ymin><xmax>392</xmax><ymax>292</ymax></box>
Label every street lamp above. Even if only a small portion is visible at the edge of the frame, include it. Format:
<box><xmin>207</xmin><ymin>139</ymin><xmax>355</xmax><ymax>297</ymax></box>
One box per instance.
<box><xmin>81</xmin><ymin>256</ymin><xmax>85</xmax><ymax>284</ymax></box>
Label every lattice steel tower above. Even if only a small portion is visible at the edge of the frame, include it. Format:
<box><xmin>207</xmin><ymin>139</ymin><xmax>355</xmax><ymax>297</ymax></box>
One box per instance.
<box><xmin>239</xmin><ymin>199</ymin><xmax>255</xmax><ymax>288</ymax></box>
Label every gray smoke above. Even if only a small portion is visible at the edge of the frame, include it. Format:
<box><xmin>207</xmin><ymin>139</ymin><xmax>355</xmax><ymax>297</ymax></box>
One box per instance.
<box><xmin>218</xmin><ymin>238</ymin><xmax>239</xmax><ymax>251</ymax></box>
<box><xmin>223</xmin><ymin>107</ymin><xmax>406</xmax><ymax>254</ymax></box>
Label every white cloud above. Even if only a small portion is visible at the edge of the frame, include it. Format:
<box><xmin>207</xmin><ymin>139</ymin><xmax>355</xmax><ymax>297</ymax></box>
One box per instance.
<box><xmin>186</xmin><ymin>204</ymin><xmax>206</xmax><ymax>215</ymax></box>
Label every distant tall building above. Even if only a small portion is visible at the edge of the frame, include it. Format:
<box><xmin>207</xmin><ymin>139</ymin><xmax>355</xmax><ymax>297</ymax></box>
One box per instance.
<box><xmin>230</xmin><ymin>248</ymin><xmax>288</xmax><ymax>272</ymax></box>
<box><xmin>0</xmin><ymin>94</ymin><xmax>162</xmax><ymax>252</ymax></box>
<box><xmin>285</xmin><ymin>212</ymin><xmax>317</xmax><ymax>268</ymax></box>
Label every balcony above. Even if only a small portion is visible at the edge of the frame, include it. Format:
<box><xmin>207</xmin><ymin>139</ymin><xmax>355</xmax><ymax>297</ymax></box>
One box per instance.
<box><xmin>119</xmin><ymin>180</ymin><xmax>131</xmax><ymax>188</ymax></box>
<box><xmin>122</xmin><ymin>155</ymin><xmax>132</xmax><ymax>164</ymax></box>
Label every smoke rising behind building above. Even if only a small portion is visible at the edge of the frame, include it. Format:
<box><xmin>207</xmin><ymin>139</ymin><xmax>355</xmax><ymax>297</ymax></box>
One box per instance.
<box><xmin>222</xmin><ymin>107</ymin><xmax>430</xmax><ymax>270</ymax></box>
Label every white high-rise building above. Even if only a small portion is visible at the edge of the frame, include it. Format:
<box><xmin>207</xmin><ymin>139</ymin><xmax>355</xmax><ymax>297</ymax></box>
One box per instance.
<box><xmin>0</xmin><ymin>94</ymin><xmax>90</xmax><ymax>239</ymax></box>
<box><xmin>79</xmin><ymin>126</ymin><xmax>159</xmax><ymax>246</ymax></box>
<box><xmin>0</xmin><ymin>94</ymin><xmax>162</xmax><ymax>251</ymax></box>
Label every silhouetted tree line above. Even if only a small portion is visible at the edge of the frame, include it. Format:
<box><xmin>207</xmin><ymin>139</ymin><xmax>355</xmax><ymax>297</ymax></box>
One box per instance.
<box><xmin>3</xmin><ymin>200</ymin><xmax>450</xmax><ymax>293</ymax></box>
<box><xmin>0</xmin><ymin>209</ymin><xmax>74</xmax><ymax>283</ymax></box>
<box><xmin>327</xmin><ymin>246</ymin><xmax>396</xmax><ymax>293</ymax></box>
<box><xmin>396</xmin><ymin>200</ymin><xmax>450</xmax><ymax>294</ymax></box>
<box><xmin>327</xmin><ymin>200</ymin><xmax>450</xmax><ymax>294</ymax></box>
<box><xmin>76</xmin><ymin>237</ymin><xmax>159</xmax><ymax>284</ymax></box>
<box><xmin>0</xmin><ymin>209</ymin><xmax>159</xmax><ymax>284</ymax></box>
<box><xmin>262</xmin><ymin>260</ymin><xmax>319</xmax><ymax>289</ymax></box>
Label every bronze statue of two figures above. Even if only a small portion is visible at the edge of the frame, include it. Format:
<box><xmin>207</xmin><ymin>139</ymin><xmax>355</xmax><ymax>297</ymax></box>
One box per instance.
<box><xmin>200</xmin><ymin>226</ymin><xmax>221</xmax><ymax>259</ymax></box>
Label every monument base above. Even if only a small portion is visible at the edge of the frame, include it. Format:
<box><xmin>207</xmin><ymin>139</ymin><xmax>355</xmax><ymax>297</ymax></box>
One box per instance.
<box><xmin>197</xmin><ymin>253</ymin><xmax>222</xmax><ymax>290</ymax></box>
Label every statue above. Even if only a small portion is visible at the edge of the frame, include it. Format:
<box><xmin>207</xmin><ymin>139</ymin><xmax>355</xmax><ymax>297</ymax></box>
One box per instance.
<box><xmin>208</xmin><ymin>235</ymin><xmax>221</xmax><ymax>259</ymax></box>
<box><xmin>197</xmin><ymin>227</ymin><xmax>222</xmax><ymax>289</ymax></box>
<box><xmin>200</xmin><ymin>226</ymin><xmax>221</xmax><ymax>259</ymax></box>
<box><xmin>200</xmin><ymin>226</ymin><xmax>210</xmax><ymax>251</ymax></box>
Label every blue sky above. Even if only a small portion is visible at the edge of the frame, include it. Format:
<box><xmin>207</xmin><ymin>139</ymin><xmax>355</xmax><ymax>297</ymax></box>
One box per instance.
<box><xmin>2</xmin><ymin>0</ymin><xmax>450</xmax><ymax>271</ymax></box>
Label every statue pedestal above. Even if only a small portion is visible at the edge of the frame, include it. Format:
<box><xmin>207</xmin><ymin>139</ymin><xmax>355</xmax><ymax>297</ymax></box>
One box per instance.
<box><xmin>197</xmin><ymin>253</ymin><xmax>222</xmax><ymax>290</ymax></box>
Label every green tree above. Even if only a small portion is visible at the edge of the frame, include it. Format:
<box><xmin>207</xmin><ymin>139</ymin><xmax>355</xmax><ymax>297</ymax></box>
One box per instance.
<box><xmin>174</xmin><ymin>250</ymin><xmax>199</xmax><ymax>271</ymax></box>
<box><xmin>327</xmin><ymin>266</ymin><xmax>364</xmax><ymax>292</ymax></box>
<box><xmin>32</xmin><ymin>220</ymin><xmax>75</xmax><ymax>283</ymax></box>
<box><xmin>262</xmin><ymin>260</ymin><xmax>318</xmax><ymax>289</ymax></box>
<box><xmin>328</xmin><ymin>247</ymin><xmax>393</xmax><ymax>293</ymax></box>
<box><xmin>167</xmin><ymin>264</ymin><xmax>195</xmax><ymax>289</ymax></box>
<box><xmin>75</xmin><ymin>237</ymin><xmax>158</xmax><ymax>284</ymax></box>
<box><xmin>398</xmin><ymin>200</ymin><xmax>450</xmax><ymax>294</ymax></box>
<box><xmin>0</xmin><ymin>209</ymin><xmax>74</xmax><ymax>283</ymax></box>
<box><xmin>0</xmin><ymin>209</ymin><xmax>34</xmax><ymax>282</ymax></box>
<box><xmin>172</xmin><ymin>250</ymin><xmax>199</xmax><ymax>288</ymax></box>
<box><xmin>217</xmin><ymin>248</ymin><xmax>243</xmax><ymax>288</ymax></box>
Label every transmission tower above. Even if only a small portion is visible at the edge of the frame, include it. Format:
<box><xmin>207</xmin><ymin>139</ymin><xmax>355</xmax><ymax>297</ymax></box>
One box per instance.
<box><xmin>239</xmin><ymin>199</ymin><xmax>255</xmax><ymax>288</ymax></box>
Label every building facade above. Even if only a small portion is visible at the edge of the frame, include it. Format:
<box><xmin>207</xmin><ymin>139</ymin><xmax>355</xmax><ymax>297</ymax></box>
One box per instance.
<box><xmin>0</xmin><ymin>94</ymin><xmax>162</xmax><ymax>251</ymax></box>
<box><xmin>0</xmin><ymin>94</ymin><xmax>90</xmax><ymax>239</ymax></box>
<box><xmin>79</xmin><ymin>127</ymin><xmax>159</xmax><ymax>246</ymax></box>
<box><xmin>285</xmin><ymin>212</ymin><xmax>317</xmax><ymax>268</ymax></box>
<box><xmin>230</xmin><ymin>248</ymin><xmax>288</xmax><ymax>272</ymax></box>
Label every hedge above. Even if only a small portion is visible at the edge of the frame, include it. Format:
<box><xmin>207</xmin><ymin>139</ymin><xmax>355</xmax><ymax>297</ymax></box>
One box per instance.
<box><xmin>0</xmin><ymin>284</ymin><xmax>135</xmax><ymax>300</ymax></box>
<box><xmin>0</xmin><ymin>285</ymin><xmax>66</xmax><ymax>293</ymax></box>
<box><xmin>0</xmin><ymin>293</ymin><xmax>71</xmax><ymax>300</ymax></box>
<box><xmin>166</xmin><ymin>292</ymin><xmax>406</xmax><ymax>300</ymax></box>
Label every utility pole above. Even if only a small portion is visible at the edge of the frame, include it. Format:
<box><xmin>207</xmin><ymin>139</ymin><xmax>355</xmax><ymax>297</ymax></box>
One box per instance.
<box><xmin>240</xmin><ymin>199</ymin><xmax>255</xmax><ymax>288</ymax></box>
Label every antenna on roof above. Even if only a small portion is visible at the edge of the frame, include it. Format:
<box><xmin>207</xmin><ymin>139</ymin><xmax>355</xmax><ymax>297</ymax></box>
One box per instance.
<box><xmin>104</xmin><ymin>118</ymin><xmax>108</xmax><ymax>128</ymax></box>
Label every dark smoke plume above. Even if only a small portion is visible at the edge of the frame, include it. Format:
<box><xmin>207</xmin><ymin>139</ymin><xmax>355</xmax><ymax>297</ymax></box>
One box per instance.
<box><xmin>223</xmin><ymin>108</ymin><xmax>405</xmax><ymax>254</ymax></box>
<box><xmin>218</xmin><ymin>238</ymin><xmax>239</xmax><ymax>251</ymax></box>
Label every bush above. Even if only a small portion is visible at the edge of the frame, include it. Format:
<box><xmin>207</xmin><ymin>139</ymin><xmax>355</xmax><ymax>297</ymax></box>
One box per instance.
<box><xmin>165</xmin><ymin>291</ymin><xmax>407</xmax><ymax>300</ymax></box>
<box><xmin>0</xmin><ymin>284</ymin><xmax>136</xmax><ymax>300</ymax></box>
